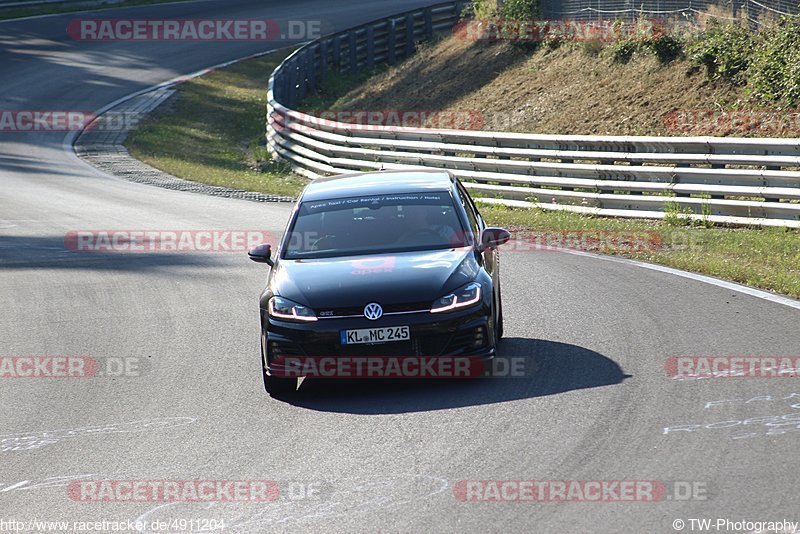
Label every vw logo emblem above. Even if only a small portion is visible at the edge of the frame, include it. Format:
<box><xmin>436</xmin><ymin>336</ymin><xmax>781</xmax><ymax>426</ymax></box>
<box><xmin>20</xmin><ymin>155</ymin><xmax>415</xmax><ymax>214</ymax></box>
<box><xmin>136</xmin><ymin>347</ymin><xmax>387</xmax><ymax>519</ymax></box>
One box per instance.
<box><xmin>364</xmin><ymin>302</ymin><xmax>383</xmax><ymax>321</ymax></box>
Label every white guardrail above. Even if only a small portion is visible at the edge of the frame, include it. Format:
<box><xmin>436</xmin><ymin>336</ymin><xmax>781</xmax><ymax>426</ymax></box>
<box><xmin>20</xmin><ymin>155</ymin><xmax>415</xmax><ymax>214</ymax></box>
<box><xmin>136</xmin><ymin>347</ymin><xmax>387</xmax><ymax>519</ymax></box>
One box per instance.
<box><xmin>266</xmin><ymin>1</ymin><xmax>800</xmax><ymax>227</ymax></box>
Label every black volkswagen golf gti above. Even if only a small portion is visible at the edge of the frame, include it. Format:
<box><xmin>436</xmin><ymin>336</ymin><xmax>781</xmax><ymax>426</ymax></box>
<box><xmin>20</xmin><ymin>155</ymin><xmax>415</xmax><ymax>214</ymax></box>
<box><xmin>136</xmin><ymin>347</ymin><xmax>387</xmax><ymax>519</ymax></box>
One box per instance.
<box><xmin>248</xmin><ymin>170</ymin><xmax>510</xmax><ymax>396</ymax></box>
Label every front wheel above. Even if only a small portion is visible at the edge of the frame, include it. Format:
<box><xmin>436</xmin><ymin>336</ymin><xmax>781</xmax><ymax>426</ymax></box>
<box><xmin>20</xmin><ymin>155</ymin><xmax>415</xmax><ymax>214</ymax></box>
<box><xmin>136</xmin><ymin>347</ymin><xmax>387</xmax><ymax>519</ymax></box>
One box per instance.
<box><xmin>261</xmin><ymin>330</ymin><xmax>297</xmax><ymax>397</ymax></box>
<box><xmin>263</xmin><ymin>373</ymin><xmax>297</xmax><ymax>397</ymax></box>
<box><xmin>495</xmin><ymin>287</ymin><xmax>504</xmax><ymax>342</ymax></box>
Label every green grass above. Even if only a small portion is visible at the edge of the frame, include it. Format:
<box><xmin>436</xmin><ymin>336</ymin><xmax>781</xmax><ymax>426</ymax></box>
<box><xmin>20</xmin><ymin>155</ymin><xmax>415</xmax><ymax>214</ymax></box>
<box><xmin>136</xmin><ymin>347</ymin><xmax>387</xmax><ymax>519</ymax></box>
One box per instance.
<box><xmin>0</xmin><ymin>0</ymin><xmax>193</xmax><ymax>20</ymax></box>
<box><xmin>125</xmin><ymin>49</ymin><xmax>307</xmax><ymax>198</ymax></box>
<box><xmin>299</xmin><ymin>66</ymin><xmax>389</xmax><ymax>111</ymax></box>
<box><xmin>480</xmin><ymin>204</ymin><xmax>800</xmax><ymax>298</ymax></box>
<box><xmin>124</xmin><ymin>45</ymin><xmax>800</xmax><ymax>299</ymax></box>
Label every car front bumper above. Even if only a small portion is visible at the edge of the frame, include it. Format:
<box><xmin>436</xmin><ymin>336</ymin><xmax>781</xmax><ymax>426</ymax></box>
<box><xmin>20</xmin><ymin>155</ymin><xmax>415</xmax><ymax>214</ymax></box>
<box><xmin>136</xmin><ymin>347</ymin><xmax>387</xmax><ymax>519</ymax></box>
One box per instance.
<box><xmin>261</xmin><ymin>305</ymin><xmax>495</xmax><ymax>378</ymax></box>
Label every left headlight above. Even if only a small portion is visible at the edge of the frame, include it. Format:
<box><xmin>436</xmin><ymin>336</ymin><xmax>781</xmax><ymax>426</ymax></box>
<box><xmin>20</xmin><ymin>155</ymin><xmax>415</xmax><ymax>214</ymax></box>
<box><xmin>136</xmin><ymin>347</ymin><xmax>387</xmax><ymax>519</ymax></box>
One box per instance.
<box><xmin>268</xmin><ymin>296</ymin><xmax>318</xmax><ymax>322</ymax></box>
<box><xmin>430</xmin><ymin>282</ymin><xmax>482</xmax><ymax>313</ymax></box>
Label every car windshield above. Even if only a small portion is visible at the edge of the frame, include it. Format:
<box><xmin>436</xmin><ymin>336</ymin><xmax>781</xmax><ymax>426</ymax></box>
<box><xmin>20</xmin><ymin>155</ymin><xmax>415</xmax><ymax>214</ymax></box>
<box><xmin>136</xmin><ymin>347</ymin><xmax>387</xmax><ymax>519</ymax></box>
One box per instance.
<box><xmin>283</xmin><ymin>191</ymin><xmax>469</xmax><ymax>259</ymax></box>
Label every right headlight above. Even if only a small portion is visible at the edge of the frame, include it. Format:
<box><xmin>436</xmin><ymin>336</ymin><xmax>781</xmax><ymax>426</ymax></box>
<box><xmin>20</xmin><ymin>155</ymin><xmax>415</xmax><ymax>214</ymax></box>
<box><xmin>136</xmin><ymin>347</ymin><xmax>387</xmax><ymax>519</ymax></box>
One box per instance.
<box><xmin>430</xmin><ymin>282</ymin><xmax>481</xmax><ymax>313</ymax></box>
<box><xmin>268</xmin><ymin>296</ymin><xmax>317</xmax><ymax>322</ymax></box>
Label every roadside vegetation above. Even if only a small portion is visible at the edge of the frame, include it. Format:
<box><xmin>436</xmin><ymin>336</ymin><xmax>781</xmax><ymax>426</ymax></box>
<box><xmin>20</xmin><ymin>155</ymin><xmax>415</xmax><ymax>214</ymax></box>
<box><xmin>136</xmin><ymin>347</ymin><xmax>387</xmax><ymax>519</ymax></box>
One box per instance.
<box><xmin>465</xmin><ymin>0</ymin><xmax>800</xmax><ymax>114</ymax></box>
<box><xmin>124</xmin><ymin>5</ymin><xmax>800</xmax><ymax>297</ymax></box>
<box><xmin>126</xmin><ymin>49</ymin><xmax>307</xmax><ymax>197</ymax></box>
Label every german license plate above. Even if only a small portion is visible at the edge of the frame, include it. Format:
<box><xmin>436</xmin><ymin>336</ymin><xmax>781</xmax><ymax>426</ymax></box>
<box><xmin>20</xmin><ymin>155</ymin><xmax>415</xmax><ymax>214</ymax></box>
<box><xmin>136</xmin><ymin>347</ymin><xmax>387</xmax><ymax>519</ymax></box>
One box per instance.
<box><xmin>340</xmin><ymin>326</ymin><xmax>410</xmax><ymax>345</ymax></box>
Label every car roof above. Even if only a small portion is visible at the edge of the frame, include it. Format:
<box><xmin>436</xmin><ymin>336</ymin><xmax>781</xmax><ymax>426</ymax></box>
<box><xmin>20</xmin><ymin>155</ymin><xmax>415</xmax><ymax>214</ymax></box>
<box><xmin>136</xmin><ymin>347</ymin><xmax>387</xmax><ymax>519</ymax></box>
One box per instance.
<box><xmin>300</xmin><ymin>170</ymin><xmax>456</xmax><ymax>202</ymax></box>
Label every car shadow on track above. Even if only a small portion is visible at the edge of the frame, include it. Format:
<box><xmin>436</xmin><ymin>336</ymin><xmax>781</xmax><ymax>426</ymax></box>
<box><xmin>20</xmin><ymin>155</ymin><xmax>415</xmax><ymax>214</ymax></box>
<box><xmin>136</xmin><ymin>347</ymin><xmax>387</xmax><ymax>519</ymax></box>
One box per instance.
<box><xmin>0</xmin><ymin>234</ymin><xmax>225</xmax><ymax>271</ymax></box>
<box><xmin>283</xmin><ymin>337</ymin><xmax>631</xmax><ymax>414</ymax></box>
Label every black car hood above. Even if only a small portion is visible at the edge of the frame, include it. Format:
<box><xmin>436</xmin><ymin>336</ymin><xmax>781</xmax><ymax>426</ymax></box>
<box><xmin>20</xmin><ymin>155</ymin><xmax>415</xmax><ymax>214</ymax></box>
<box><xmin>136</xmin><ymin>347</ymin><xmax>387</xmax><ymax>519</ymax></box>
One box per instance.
<box><xmin>271</xmin><ymin>247</ymin><xmax>479</xmax><ymax>309</ymax></box>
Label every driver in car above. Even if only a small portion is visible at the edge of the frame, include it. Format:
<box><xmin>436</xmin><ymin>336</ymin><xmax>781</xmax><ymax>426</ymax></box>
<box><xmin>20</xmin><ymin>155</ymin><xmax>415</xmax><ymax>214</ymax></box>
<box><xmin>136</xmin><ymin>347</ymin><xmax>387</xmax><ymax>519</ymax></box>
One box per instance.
<box><xmin>397</xmin><ymin>205</ymin><xmax>460</xmax><ymax>246</ymax></box>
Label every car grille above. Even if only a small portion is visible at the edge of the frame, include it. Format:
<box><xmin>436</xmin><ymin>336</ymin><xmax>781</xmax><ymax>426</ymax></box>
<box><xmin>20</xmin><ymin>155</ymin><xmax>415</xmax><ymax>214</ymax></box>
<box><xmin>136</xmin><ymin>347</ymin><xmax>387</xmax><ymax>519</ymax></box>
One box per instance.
<box><xmin>317</xmin><ymin>301</ymin><xmax>430</xmax><ymax>319</ymax></box>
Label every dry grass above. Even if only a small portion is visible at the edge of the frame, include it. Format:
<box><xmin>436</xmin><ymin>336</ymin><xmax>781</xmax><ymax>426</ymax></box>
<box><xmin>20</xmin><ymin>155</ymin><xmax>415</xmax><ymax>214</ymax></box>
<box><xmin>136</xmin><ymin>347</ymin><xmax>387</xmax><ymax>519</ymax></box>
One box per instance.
<box><xmin>324</xmin><ymin>33</ymin><xmax>800</xmax><ymax>137</ymax></box>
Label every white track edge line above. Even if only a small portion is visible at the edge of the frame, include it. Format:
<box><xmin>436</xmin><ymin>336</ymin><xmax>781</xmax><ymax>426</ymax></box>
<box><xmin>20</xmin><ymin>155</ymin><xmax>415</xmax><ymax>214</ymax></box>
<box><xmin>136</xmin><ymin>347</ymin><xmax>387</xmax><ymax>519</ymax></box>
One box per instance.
<box><xmin>559</xmin><ymin>248</ymin><xmax>800</xmax><ymax>311</ymax></box>
<box><xmin>61</xmin><ymin>43</ymin><xmax>306</xmax><ymax>155</ymax></box>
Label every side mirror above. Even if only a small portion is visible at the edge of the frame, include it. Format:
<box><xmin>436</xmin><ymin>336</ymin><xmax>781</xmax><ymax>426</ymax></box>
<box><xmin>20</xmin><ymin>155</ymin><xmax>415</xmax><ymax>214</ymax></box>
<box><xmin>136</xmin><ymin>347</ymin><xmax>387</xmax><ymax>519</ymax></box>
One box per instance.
<box><xmin>479</xmin><ymin>228</ymin><xmax>511</xmax><ymax>251</ymax></box>
<box><xmin>248</xmin><ymin>243</ymin><xmax>273</xmax><ymax>266</ymax></box>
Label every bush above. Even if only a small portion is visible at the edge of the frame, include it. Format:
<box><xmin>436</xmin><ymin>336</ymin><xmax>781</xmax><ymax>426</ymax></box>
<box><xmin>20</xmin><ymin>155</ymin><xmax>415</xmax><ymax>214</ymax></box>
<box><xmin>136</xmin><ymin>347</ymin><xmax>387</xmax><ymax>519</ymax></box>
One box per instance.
<box><xmin>466</xmin><ymin>0</ymin><xmax>538</xmax><ymax>20</ymax></box>
<box><xmin>606</xmin><ymin>39</ymin><xmax>639</xmax><ymax>63</ymax></box>
<box><xmin>499</xmin><ymin>0</ymin><xmax>538</xmax><ymax>20</ymax></box>
<box><xmin>687</xmin><ymin>20</ymin><xmax>754</xmax><ymax>83</ymax></box>
<box><xmin>645</xmin><ymin>33</ymin><xmax>685</xmax><ymax>63</ymax></box>
<box><xmin>463</xmin><ymin>0</ymin><xmax>498</xmax><ymax>19</ymax></box>
<box><xmin>687</xmin><ymin>16</ymin><xmax>800</xmax><ymax>106</ymax></box>
<box><xmin>747</xmin><ymin>17</ymin><xmax>800</xmax><ymax>106</ymax></box>
<box><xmin>605</xmin><ymin>18</ymin><xmax>684</xmax><ymax>64</ymax></box>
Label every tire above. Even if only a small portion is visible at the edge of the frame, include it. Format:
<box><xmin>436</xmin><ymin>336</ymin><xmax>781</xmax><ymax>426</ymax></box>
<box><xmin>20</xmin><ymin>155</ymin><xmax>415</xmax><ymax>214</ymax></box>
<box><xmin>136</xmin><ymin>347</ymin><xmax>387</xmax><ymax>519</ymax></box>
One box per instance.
<box><xmin>261</xmin><ymin>330</ymin><xmax>297</xmax><ymax>397</ymax></box>
<box><xmin>495</xmin><ymin>286</ymin><xmax>504</xmax><ymax>342</ymax></box>
<box><xmin>263</xmin><ymin>373</ymin><xmax>297</xmax><ymax>397</ymax></box>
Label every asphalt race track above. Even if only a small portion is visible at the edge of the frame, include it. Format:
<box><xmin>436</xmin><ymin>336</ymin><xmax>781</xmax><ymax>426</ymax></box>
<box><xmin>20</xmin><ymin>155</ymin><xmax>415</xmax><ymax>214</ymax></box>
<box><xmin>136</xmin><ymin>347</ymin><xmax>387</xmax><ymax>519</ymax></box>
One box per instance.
<box><xmin>1</xmin><ymin>1</ymin><xmax>799</xmax><ymax>532</ymax></box>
